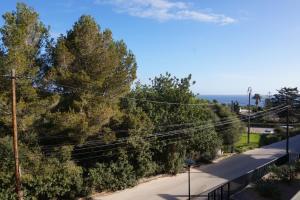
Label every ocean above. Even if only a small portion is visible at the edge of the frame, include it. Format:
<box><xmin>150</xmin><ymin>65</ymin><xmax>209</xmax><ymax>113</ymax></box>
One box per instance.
<box><xmin>199</xmin><ymin>95</ymin><xmax>266</xmax><ymax>107</ymax></box>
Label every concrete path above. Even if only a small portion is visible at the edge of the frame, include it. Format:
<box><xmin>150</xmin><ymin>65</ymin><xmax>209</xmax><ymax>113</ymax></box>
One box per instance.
<box><xmin>93</xmin><ymin>135</ymin><xmax>300</xmax><ymax>200</ymax></box>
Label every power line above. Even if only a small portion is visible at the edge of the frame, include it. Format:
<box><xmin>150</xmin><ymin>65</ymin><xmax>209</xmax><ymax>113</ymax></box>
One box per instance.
<box><xmin>73</xmin><ymin>108</ymin><xmax>289</xmax><ymax>161</ymax></box>
<box><xmin>69</xmin><ymin>126</ymin><xmax>242</xmax><ymax>162</ymax></box>
<box><xmin>0</xmin><ymin>107</ymin><xmax>11</xmax><ymax>115</ymax></box>
<box><xmin>40</xmin><ymin>114</ymin><xmax>244</xmax><ymax>150</ymax></box>
<box><xmin>69</xmin><ymin>126</ymin><xmax>241</xmax><ymax>158</ymax></box>
<box><xmin>36</xmin><ymin>104</ymin><xmax>287</xmax><ymax>142</ymax></box>
<box><xmin>41</xmin><ymin>106</ymin><xmax>288</xmax><ymax>155</ymax></box>
<box><xmin>45</xmin><ymin>105</ymin><xmax>287</xmax><ymax>151</ymax></box>
<box><xmin>4</xmin><ymin>74</ymin><xmax>220</xmax><ymax>107</ymax></box>
<box><xmin>20</xmin><ymin>105</ymin><xmax>288</xmax><ymax>161</ymax></box>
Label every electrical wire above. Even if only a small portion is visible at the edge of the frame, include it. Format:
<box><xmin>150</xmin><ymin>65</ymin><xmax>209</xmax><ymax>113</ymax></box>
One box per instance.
<box><xmin>36</xmin><ymin>104</ymin><xmax>287</xmax><ymax>141</ymax></box>
<box><xmin>41</xmin><ymin>106</ymin><xmax>288</xmax><ymax>156</ymax></box>
<box><xmin>6</xmin><ymin>74</ymin><xmax>220</xmax><ymax>107</ymax></box>
<box><xmin>42</xmin><ymin>108</ymin><xmax>284</xmax><ymax>152</ymax></box>
<box><xmin>19</xmin><ymin>106</ymin><xmax>289</xmax><ymax>161</ymax></box>
<box><xmin>0</xmin><ymin>107</ymin><xmax>11</xmax><ymax>115</ymax></box>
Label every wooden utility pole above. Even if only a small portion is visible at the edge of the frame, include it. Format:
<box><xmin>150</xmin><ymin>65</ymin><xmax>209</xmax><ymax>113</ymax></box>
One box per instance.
<box><xmin>11</xmin><ymin>69</ymin><xmax>23</xmax><ymax>200</ymax></box>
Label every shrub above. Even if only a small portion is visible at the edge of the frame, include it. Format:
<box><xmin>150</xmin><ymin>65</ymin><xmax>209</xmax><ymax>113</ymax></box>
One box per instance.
<box><xmin>268</xmin><ymin>165</ymin><xmax>296</xmax><ymax>182</ymax></box>
<box><xmin>259</xmin><ymin>134</ymin><xmax>282</xmax><ymax>146</ymax></box>
<box><xmin>88</xmin><ymin>154</ymin><xmax>137</xmax><ymax>192</ymax></box>
<box><xmin>274</xmin><ymin>126</ymin><xmax>285</xmax><ymax>135</ymax></box>
<box><xmin>0</xmin><ymin>137</ymin><xmax>85</xmax><ymax>199</ymax></box>
<box><xmin>0</xmin><ymin>171</ymin><xmax>16</xmax><ymax>200</ymax></box>
<box><xmin>0</xmin><ymin>137</ymin><xmax>16</xmax><ymax>200</ymax></box>
<box><xmin>256</xmin><ymin>180</ymin><xmax>281</xmax><ymax>200</ymax></box>
<box><xmin>295</xmin><ymin>160</ymin><xmax>300</xmax><ymax>172</ymax></box>
<box><xmin>22</xmin><ymin>159</ymin><xmax>84</xmax><ymax>199</ymax></box>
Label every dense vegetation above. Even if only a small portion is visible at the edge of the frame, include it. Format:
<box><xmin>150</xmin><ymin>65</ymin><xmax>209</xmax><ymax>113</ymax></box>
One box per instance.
<box><xmin>0</xmin><ymin>4</ymin><xmax>244</xmax><ymax>199</ymax></box>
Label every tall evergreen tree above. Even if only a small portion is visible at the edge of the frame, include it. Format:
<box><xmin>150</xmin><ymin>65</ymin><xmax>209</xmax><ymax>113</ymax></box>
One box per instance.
<box><xmin>42</xmin><ymin>15</ymin><xmax>137</xmax><ymax>143</ymax></box>
<box><xmin>0</xmin><ymin>3</ymin><xmax>50</xmax><ymax>137</ymax></box>
<box><xmin>271</xmin><ymin>87</ymin><xmax>300</xmax><ymax>122</ymax></box>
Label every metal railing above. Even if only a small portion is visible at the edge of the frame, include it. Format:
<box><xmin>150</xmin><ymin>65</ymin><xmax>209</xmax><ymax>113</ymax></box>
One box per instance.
<box><xmin>206</xmin><ymin>153</ymin><xmax>299</xmax><ymax>200</ymax></box>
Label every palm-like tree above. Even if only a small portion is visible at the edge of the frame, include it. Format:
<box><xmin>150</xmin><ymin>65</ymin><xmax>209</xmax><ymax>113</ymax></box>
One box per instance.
<box><xmin>252</xmin><ymin>93</ymin><xmax>262</xmax><ymax>108</ymax></box>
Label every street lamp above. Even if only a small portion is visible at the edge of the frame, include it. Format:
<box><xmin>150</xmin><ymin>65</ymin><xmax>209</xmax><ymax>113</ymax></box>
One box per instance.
<box><xmin>247</xmin><ymin>87</ymin><xmax>252</xmax><ymax>144</ymax></box>
<box><xmin>286</xmin><ymin>95</ymin><xmax>290</xmax><ymax>156</ymax></box>
<box><xmin>185</xmin><ymin>158</ymin><xmax>195</xmax><ymax>200</ymax></box>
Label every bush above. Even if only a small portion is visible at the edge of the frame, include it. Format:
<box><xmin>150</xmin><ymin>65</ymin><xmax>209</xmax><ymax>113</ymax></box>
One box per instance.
<box><xmin>22</xmin><ymin>159</ymin><xmax>84</xmax><ymax>199</ymax></box>
<box><xmin>256</xmin><ymin>180</ymin><xmax>281</xmax><ymax>200</ymax></box>
<box><xmin>0</xmin><ymin>137</ymin><xmax>85</xmax><ymax>200</ymax></box>
<box><xmin>88</xmin><ymin>154</ymin><xmax>137</xmax><ymax>192</ymax></box>
<box><xmin>0</xmin><ymin>171</ymin><xmax>16</xmax><ymax>200</ymax></box>
<box><xmin>268</xmin><ymin>165</ymin><xmax>296</xmax><ymax>182</ymax></box>
<box><xmin>0</xmin><ymin>137</ymin><xmax>16</xmax><ymax>200</ymax></box>
<box><xmin>274</xmin><ymin>126</ymin><xmax>285</xmax><ymax>135</ymax></box>
<box><xmin>259</xmin><ymin>134</ymin><xmax>282</xmax><ymax>146</ymax></box>
<box><xmin>295</xmin><ymin>160</ymin><xmax>300</xmax><ymax>172</ymax></box>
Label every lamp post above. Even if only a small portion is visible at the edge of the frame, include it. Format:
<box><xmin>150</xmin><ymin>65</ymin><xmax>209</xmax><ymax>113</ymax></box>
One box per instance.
<box><xmin>286</xmin><ymin>96</ymin><xmax>290</xmax><ymax>156</ymax></box>
<box><xmin>185</xmin><ymin>159</ymin><xmax>195</xmax><ymax>200</ymax></box>
<box><xmin>247</xmin><ymin>87</ymin><xmax>252</xmax><ymax>144</ymax></box>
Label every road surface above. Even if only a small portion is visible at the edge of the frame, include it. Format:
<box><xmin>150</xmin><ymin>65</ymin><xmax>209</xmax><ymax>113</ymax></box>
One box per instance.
<box><xmin>247</xmin><ymin>127</ymin><xmax>274</xmax><ymax>134</ymax></box>
<box><xmin>93</xmin><ymin>135</ymin><xmax>300</xmax><ymax>200</ymax></box>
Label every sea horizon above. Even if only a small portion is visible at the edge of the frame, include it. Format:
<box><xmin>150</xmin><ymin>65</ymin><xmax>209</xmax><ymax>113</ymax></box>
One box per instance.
<box><xmin>199</xmin><ymin>94</ymin><xmax>268</xmax><ymax>106</ymax></box>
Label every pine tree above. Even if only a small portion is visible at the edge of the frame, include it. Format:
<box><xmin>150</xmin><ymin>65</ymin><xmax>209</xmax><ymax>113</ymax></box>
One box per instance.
<box><xmin>0</xmin><ymin>3</ymin><xmax>51</xmax><ymax>137</ymax></box>
<box><xmin>42</xmin><ymin>15</ymin><xmax>137</xmax><ymax>143</ymax></box>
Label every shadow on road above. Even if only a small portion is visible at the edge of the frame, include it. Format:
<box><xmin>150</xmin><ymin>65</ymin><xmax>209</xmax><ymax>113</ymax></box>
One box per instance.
<box><xmin>158</xmin><ymin>194</ymin><xmax>205</xmax><ymax>200</ymax></box>
<box><xmin>158</xmin><ymin>194</ymin><xmax>208</xmax><ymax>200</ymax></box>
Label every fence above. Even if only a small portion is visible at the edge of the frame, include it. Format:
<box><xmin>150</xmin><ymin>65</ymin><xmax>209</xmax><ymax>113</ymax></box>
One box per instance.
<box><xmin>206</xmin><ymin>153</ymin><xmax>299</xmax><ymax>200</ymax></box>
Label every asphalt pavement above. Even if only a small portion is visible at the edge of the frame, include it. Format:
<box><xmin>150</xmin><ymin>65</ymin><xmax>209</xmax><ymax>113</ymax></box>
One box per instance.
<box><xmin>93</xmin><ymin>135</ymin><xmax>300</xmax><ymax>200</ymax></box>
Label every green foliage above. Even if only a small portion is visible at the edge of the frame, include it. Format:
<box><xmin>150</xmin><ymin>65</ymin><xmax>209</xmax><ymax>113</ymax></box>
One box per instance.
<box><xmin>271</xmin><ymin>87</ymin><xmax>300</xmax><ymax>122</ymax></box>
<box><xmin>268</xmin><ymin>164</ymin><xmax>296</xmax><ymax>182</ymax></box>
<box><xmin>0</xmin><ymin>171</ymin><xmax>16</xmax><ymax>200</ymax></box>
<box><xmin>0</xmin><ymin>3</ymin><xmax>51</xmax><ymax>139</ymax></box>
<box><xmin>121</xmin><ymin>73</ymin><xmax>225</xmax><ymax>173</ymax></box>
<box><xmin>0</xmin><ymin>137</ymin><xmax>16</xmax><ymax>200</ymax></box>
<box><xmin>295</xmin><ymin>160</ymin><xmax>300</xmax><ymax>172</ymax></box>
<box><xmin>256</xmin><ymin>180</ymin><xmax>281</xmax><ymax>200</ymax></box>
<box><xmin>0</xmin><ymin>137</ymin><xmax>85</xmax><ymax>200</ymax></box>
<box><xmin>188</xmin><ymin>127</ymin><xmax>222</xmax><ymax>161</ymax></box>
<box><xmin>40</xmin><ymin>15</ymin><xmax>137</xmax><ymax>145</ymax></box>
<box><xmin>101</xmin><ymin>106</ymin><xmax>157</xmax><ymax>178</ymax></box>
<box><xmin>252</xmin><ymin>93</ymin><xmax>262</xmax><ymax>108</ymax></box>
<box><xmin>88</xmin><ymin>154</ymin><xmax>136</xmax><ymax>192</ymax></box>
<box><xmin>274</xmin><ymin>126</ymin><xmax>285</xmax><ymax>135</ymax></box>
<box><xmin>22</xmin><ymin>160</ymin><xmax>84</xmax><ymax>199</ymax></box>
<box><xmin>0</xmin><ymin>3</ymin><xmax>244</xmax><ymax>199</ymax></box>
<box><xmin>235</xmin><ymin>133</ymin><xmax>262</xmax><ymax>153</ymax></box>
<box><xmin>230</xmin><ymin>101</ymin><xmax>240</xmax><ymax>114</ymax></box>
<box><xmin>259</xmin><ymin>134</ymin><xmax>282</xmax><ymax>146</ymax></box>
<box><xmin>214</xmin><ymin>104</ymin><xmax>243</xmax><ymax>146</ymax></box>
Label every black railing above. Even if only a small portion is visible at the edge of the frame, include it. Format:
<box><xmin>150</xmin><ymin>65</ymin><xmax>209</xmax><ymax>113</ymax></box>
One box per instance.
<box><xmin>206</xmin><ymin>153</ymin><xmax>299</xmax><ymax>200</ymax></box>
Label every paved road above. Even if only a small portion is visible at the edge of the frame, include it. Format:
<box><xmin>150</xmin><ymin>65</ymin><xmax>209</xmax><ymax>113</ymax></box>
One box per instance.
<box><xmin>93</xmin><ymin>135</ymin><xmax>300</xmax><ymax>200</ymax></box>
<box><xmin>247</xmin><ymin>127</ymin><xmax>274</xmax><ymax>134</ymax></box>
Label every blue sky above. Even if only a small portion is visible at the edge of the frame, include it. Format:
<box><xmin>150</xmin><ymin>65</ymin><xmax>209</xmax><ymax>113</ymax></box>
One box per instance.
<box><xmin>1</xmin><ymin>0</ymin><xmax>300</xmax><ymax>95</ymax></box>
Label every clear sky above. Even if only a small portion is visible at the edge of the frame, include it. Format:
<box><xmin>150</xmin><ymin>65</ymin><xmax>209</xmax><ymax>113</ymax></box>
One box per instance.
<box><xmin>1</xmin><ymin>0</ymin><xmax>300</xmax><ymax>95</ymax></box>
